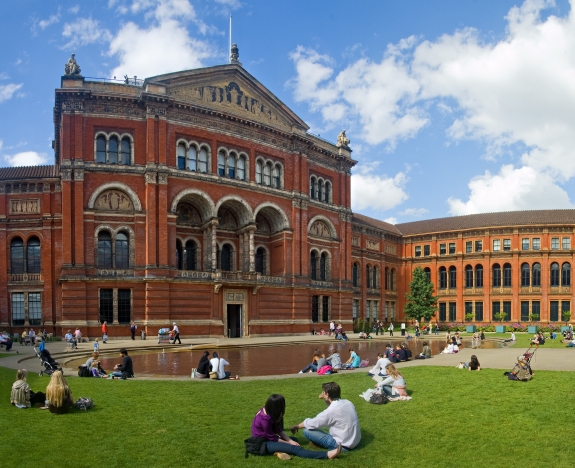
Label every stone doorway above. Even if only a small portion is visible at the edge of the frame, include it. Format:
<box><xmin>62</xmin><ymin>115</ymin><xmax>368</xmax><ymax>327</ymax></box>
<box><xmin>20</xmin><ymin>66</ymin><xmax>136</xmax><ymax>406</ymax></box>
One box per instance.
<box><xmin>223</xmin><ymin>289</ymin><xmax>248</xmax><ymax>337</ymax></box>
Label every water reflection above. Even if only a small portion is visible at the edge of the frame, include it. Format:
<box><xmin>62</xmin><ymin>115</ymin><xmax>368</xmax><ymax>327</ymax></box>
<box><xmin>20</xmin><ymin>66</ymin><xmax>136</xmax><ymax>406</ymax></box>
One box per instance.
<box><xmin>87</xmin><ymin>339</ymin><xmax>499</xmax><ymax>377</ymax></box>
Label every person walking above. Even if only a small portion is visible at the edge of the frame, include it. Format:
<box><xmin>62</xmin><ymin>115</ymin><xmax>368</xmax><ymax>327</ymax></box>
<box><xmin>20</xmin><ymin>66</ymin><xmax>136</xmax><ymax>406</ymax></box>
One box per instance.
<box><xmin>329</xmin><ymin>321</ymin><xmax>335</xmax><ymax>337</ymax></box>
<box><xmin>130</xmin><ymin>321</ymin><xmax>137</xmax><ymax>341</ymax></box>
<box><xmin>388</xmin><ymin>322</ymin><xmax>394</xmax><ymax>337</ymax></box>
<box><xmin>170</xmin><ymin>322</ymin><xmax>181</xmax><ymax>344</ymax></box>
<box><xmin>101</xmin><ymin>321</ymin><xmax>108</xmax><ymax>344</ymax></box>
<box><xmin>290</xmin><ymin>382</ymin><xmax>361</xmax><ymax>452</ymax></box>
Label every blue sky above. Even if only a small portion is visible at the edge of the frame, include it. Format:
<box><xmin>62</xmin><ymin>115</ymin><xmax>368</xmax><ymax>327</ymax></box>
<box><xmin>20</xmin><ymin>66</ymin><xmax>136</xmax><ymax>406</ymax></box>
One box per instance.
<box><xmin>1</xmin><ymin>0</ymin><xmax>575</xmax><ymax>223</ymax></box>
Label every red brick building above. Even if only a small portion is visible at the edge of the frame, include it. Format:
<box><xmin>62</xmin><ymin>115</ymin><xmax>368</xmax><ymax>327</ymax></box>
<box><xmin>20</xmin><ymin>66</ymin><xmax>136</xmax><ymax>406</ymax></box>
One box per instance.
<box><xmin>0</xmin><ymin>58</ymin><xmax>573</xmax><ymax>338</ymax></box>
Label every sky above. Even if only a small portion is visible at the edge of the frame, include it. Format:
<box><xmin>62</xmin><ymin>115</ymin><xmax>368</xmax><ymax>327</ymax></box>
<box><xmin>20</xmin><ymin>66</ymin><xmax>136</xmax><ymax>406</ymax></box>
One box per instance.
<box><xmin>1</xmin><ymin>0</ymin><xmax>575</xmax><ymax>224</ymax></box>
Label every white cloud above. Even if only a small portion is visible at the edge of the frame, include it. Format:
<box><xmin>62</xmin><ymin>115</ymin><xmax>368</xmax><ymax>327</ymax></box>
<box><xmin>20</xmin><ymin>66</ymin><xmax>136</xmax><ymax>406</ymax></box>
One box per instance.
<box><xmin>108</xmin><ymin>0</ymin><xmax>215</xmax><ymax>79</ymax></box>
<box><xmin>383</xmin><ymin>217</ymin><xmax>398</xmax><ymax>225</ymax></box>
<box><xmin>38</xmin><ymin>14</ymin><xmax>60</xmax><ymax>29</ymax></box>
<box><xmin>351</xmin><ymin>166</ymin><xmax>409</xmax><ymax>212</ymax></box>
<box><xmin>69</xmin><ymin>5</ymin><xmax>80</xmax><ymax>14</ymax></box>
<box><xmin>3</xmin><ymin>151</ymin><xmax>49</xmax><ymax>167</ymax></box>
<box><xmin>0</xmin><ymin>83</ymin><xmax>23</xmax><ymax>103</ymax></box>
<box><xmin>62</xmin><ymin>17</ymin><xmax>112</xmax><ymax>49</ymax></box>
<box><xmin>447</xmin><ymin>164</ymin><xmax>573</xmax><ymax>215</ymax></box>
<box><xmin>291</xmin><ymin>0</ymin><xmax>575</xmax><ymax>214</ymax></box>
<box><xmin>400</xmin><ymin>207</ymin><xmax>429</xmax><ymax>217</ymax></box>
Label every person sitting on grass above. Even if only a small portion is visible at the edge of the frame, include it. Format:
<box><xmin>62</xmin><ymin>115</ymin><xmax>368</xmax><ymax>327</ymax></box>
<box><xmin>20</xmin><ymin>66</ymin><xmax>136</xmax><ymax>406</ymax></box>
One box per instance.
<box><xmin>342</xmin><ymin>348</ymin><xmax>361</xmax><ymax>369</ymax></box>
<box><xmin>249</xmin><ymin>394</ymin><xmax>341</xmax><ymax>460</ymax></box>
<box><xmin>196</xmin><ymin>351</ymin><xmax>211</xmax><ymax>378</ymax></box>
<box><xmin>530</xmin><ymin>332</ymin><xmax>545</xmax><ymax>348</ymax></box>
<box><xmin>567</xmin><ymin>337</ymin><xmax>575</xmax><ymax>347</ymax></box>
<box><xmin>326</xmin><ymin>349</ymin><xmax>342</xmax><ymax>370</ymax></box>
<box><xmin>393</xmin><ymin>344</ymin><xmax>407</xmax><ymax>362</ymax></box>
<box><xmin>110</xmin><ymin>348</ymin><xmax>134</xmax><ymax>379</ymax></box>
<box><xmin>11</xmin><ymin>369</ymin><xmax>46</xmax><ymax>408</ymax></box>
<box><xmin>46</xmin><ymin>371</ymin><xmax>74</xmax><ymax>414</ymax></box>
<box><xmin>415</xmin><ymin>341</ymin><xmax>432</xmax><ymax>359</ymax></box>
<box><xmin>374</xmin><ymin>364</ymin><xmax>408</xmax><ymax>399</ymax></box>
<box><xmin>506</xmin><ymin>356</ymin><xmax>533</xmax><ymax>381</ymax></box>
<box><xmin>368</xmin><ymin>353</ymin><xmax>391</xmax><ymax>377</ymax></box>
<box><xmin>299</xmin><ymin>351</ymin><xmax>321</xmax><ymax>374</ymax></box>
<box><xmin>290</xmin><ymin>382</ymin><xmax>360</xmax><ymax>453</ymax></box>
<box><xmin>441</xmin><ymin>342</ymin><xmax>456</xmax><ymax>354</ymax></box>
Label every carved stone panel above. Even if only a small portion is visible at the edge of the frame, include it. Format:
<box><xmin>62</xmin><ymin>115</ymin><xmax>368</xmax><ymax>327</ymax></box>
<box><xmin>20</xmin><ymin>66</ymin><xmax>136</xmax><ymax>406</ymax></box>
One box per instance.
<box><xmin>176</xmin><ymin>203</ymin><xmax>201</xmax><ymax>225</ymax></box>
<box><xmin>385</xmin><ymin>244</ymin><xmax>397</xmax><ymax>255</ymax></box>
<box><xmin>366</xmin><ymin>239</ymin><xmax>380</xmax><ymax>251</ymax></box>
<box><xmin>309</xmin><ymin>220</ymin><xmax>331</xmax><ymax>238</ymax></box>
<box><xmin>10</xmin><ymin>199</ymin><xmax>40</xmax><ymax>215</ymax></box>
<box><xmin>94</xmin><ymin>190</ymin><xmax>134</xmax><ymax>211</ymax></box>
<box><xmin>352</xmin><ymin>236</ymin><xmax>360</xmax><ymax>247</ymax></box>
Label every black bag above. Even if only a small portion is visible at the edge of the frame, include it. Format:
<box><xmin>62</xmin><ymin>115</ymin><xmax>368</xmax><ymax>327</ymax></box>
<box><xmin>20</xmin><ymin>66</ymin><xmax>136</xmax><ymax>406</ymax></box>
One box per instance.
<box><xmin>369</xmin><ymin>392</ymin><xmax>389</xmax><ymax>404</ymax></box>
<box><xmin>78</xmin><ymin>365</ymin><xmax>91</xmax><ymax>378</ymax></box>
<box><xmin>244</xmin><ymin>436</ymin><xmax>268</xmax><ymax>458</ymax></box>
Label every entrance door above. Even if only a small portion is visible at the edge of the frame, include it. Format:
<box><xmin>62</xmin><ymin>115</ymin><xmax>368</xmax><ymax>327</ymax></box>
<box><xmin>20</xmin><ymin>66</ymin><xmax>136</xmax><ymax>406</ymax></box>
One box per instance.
<box><xmin>227</xmin><ymin>304</ymin><xmax>242</xmax><ymax>338</ymax></box>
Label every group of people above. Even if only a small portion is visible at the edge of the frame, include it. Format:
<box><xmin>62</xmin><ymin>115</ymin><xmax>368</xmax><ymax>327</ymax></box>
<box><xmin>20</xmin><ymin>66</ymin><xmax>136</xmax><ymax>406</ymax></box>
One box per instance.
<box><xmin>248</xmin><ymin>382</ymin><xmax>360</xmax><ymax>460</ymax></box>
<box><xmin>10</xmin><ymin>369</ymin><xmax>74</xmax><ymax>414</ymax></box>
<box><xmin>298</xmin><ymin>348</ymin><xmax>345</xmax><ymax>374</ymax></box>
<box><xmin>195</xmin><ymin>351</ymin><xmax>231</xmax><ymax>379</ymax></box>
<box><xmin>64</xmin><ymin>328</ymin><xmax>83</xmax><ymax>350</ymax></box>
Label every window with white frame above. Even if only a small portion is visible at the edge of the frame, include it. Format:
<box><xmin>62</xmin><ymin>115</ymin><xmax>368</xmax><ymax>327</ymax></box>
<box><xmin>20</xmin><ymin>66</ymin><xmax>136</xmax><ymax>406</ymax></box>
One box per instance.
<box><xmin>522</xmin><ymin>238</ymin><xmax>530</xmax><ymax>250</ymax></box>
<box><xmin>551</xmin><ymin>237</ymin><xmax>559</xmax><ymax>250</ymax></box>
<box><xmin>493</xmin><ymin>239</ymin><xmax>500</xmax><ymax>251</ymax></box>
<box><xmin>532</xmin><ymin>238</ymin><xmax>540</xmax><ymax>250</ymax></box>
<box><xmin>503</xmin><ymin>239</ymin><xmax>511</xmax><ymax>251</ymax></box>
<box><xmin>563</xmin><ymin>237</ymin><xmax>571</xmax><ymax>250</ymax></box>
<box><xmin>96</xmin><ymin>133</ymin><xmax>132</xmax><ymax>165</ymax></box>
<box><xmin>177</xmin><ymin>142</ymin><xmax>210</xmax><ymax>173</ymax></box>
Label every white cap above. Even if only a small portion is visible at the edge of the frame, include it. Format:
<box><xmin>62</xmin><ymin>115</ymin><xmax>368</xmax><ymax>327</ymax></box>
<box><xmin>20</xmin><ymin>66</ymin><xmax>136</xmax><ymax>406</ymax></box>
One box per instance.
<box><xmin>173</xmin><ymin>322</ymin><xmax>176</xmax><ymax>325</ymax></box>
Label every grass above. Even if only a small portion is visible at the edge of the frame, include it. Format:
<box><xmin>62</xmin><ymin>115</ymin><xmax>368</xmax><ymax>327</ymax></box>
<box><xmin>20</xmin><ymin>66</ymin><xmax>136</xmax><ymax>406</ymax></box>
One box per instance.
<box><xmin>0</xmin><ymin>353</ymin><xmax>13</xmax><ymax>358</ymax></box>
<box><xmin>496</xmin><ymin>332</ymin><xmax>571</xmax><ymax>349</ymax></box>
<box><xmin>2</xmin><ymin>365</ymin><xmax>575</xmax><ymax>468</ymax></box>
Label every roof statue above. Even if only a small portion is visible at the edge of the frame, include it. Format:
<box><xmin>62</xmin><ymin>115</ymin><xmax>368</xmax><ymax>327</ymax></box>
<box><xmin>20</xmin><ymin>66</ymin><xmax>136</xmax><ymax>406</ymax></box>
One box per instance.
<box><xmin>64</xmin><ymin>54</ymin><xmax>81</xmax><ymax>76</ymax></box>
<box><xmin>337</xmin><ymin>129</ymin><xmax>350</xmax><ymax>148</ymax></box>
<box><xmin>230</xmin><ymin>43</ymin><xmax>240</xmax><ymax>64</ymax></box>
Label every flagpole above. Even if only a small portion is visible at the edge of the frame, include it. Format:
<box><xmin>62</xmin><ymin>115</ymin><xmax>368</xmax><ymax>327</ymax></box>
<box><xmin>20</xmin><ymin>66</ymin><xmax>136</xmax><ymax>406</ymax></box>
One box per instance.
<box><xmin>229</xmin><ymin>15</ymin><xmax>232</xmax><ymax>63</ymax></box>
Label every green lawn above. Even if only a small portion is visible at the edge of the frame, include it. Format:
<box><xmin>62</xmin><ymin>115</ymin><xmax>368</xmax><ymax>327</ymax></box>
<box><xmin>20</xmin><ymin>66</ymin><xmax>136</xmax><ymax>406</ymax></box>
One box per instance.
<box><xmin>496</xmin><ymin>332</ymin><xmax>570</xmax><ymax>349</ymax></box>
<box><xmin>0</xmin><ymin>353</ymin><xmax>13</xmax><ymax>358</ymax></box>
<box><xmin>3</xmin><ymin>365</ymin><xmax>574</xmax><ymax>467</ymax></box>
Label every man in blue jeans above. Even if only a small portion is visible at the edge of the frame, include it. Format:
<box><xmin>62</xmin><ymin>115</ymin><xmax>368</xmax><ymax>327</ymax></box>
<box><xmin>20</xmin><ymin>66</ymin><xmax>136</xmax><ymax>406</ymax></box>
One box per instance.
<box><xmin>289</xmin><ymin>382</ymin><xmax>361</xmax><ymax>452</ymax></box>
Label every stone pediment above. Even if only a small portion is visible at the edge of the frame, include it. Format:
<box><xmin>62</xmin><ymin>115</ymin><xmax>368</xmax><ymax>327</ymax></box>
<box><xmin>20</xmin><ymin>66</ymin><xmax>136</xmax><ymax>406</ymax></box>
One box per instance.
<box><xmin>147</xmin><ymin>65</ymin><xmax>309</xmax><ymax>133</ymax></box>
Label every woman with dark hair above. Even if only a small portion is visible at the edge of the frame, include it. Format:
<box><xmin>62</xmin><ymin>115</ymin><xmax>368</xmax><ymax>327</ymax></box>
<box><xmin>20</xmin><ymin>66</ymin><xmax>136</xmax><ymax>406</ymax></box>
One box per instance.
<box><xmin>196</xmin><ymin>351</ymin><xmax>210</xmax><ymax>379</ymax></box>
<box><xmin>250</xmin><ymin>394</ymin><xmax>340</xmax><ymax>460</ymax></box>
<box><xmin>468</xmin><ymin>355</ymin><xmax>481</xmax><ymax>371</ymax></box>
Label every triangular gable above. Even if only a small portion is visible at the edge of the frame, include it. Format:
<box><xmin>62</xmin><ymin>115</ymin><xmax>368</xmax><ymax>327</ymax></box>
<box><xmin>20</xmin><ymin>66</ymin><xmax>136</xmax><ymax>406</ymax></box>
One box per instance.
<box><xmin>146</xmin><ymin>64</ymin><xmax>309</xmax><ymax>133</ymax></box>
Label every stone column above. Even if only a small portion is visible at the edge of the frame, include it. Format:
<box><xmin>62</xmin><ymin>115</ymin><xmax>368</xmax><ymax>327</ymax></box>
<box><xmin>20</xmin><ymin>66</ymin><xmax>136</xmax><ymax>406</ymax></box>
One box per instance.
<box><xmin>239</xmin><ymin>232</ymin><xmax>244</xmax><ymax>272</ymax></box>
<box><xmin>249</xmin><ymin>228</ymin><xmax>255</xmax><ymax>272</ymax></box>
<box><xmin>244</xmin><ymin>232</ymin><xmax>249</xmax><ymax>271</ymax></box>
<box><xmin>211</xmin><ymin>222</ymin><xmax>217</xmax><ymax>270</ymax></box>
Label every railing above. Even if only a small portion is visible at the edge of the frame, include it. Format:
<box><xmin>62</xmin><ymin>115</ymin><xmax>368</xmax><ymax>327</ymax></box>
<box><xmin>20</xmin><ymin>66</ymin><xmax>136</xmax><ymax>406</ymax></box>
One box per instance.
<box><xmin>97</xmin><ymin>269</ymin><xmax>134</xmax><ymax>277</ymax></box>
<box><xmin>177</xmin><ymin>270</ymin><xmax>285</xmax><ymax>284</ymax></box>
<box><xmin>550</xmin><ymin>286</ymin><xmax>571</xmax><ymax>294</ymax></box>
<box><xmin>10</xmin><ymin>274</ymin><xmax>41</xmax><ymax>282</ymax></box>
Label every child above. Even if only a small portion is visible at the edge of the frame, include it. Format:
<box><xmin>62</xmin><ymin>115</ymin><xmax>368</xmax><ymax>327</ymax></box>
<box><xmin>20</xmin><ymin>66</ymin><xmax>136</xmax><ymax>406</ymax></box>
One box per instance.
<box><xmin>93</xmin><ymin>338</ymin><xmax>99</xmax><ymax>353</ymax></box>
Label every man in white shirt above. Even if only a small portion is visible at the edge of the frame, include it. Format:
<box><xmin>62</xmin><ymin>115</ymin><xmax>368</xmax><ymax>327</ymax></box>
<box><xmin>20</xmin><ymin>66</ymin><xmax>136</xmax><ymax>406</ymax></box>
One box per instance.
<box><xmin>170</xmin><ymin>322</ymin><xmax>181</xmax><ymax>344</ymax></box>
<box><xmin>290</xmin><ymin>382</ymin><xmax>361</xmax><ymax>452</ymax></box>
<box><xmin>368</xmin><ymin>353</ymin><xmax>390</xmax><ymax>377</ymax></box>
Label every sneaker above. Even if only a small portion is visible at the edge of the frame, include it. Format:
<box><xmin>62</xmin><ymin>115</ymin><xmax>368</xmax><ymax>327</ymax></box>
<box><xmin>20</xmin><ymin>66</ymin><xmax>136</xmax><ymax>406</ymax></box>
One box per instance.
<box><xmin>298</xmin><ymin>371</ymin><xmax>304</xmax><ymax>374</ymax></box>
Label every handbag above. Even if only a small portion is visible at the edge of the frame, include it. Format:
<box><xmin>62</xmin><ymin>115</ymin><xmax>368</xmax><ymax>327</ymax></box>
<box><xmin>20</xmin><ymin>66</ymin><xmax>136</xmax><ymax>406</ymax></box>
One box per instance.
<box><xmin>369</xmin><ymin>391</ymin><xmax>389</xmax><ymax>405</ymax></box>
<box><xmin>209</xmin><ymin>358</ymin><xmax>219</xmax><ymax>379</ymax></box>
<box><xmin>191</xmin><ymin>368</ymin><xmax>197</xmax><ymax>379</ymax></box>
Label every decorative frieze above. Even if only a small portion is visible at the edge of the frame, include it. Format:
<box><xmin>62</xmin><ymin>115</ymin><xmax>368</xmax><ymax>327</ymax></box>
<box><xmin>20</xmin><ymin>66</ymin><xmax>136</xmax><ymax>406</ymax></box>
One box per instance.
<box><xmin>352</xmin><ymin>236</ymin><xmax>360</xmax><ymax>247</ymax></box>
<box><xmin>366</xmin><ymin>239</ymin><xmax>380</xmax><ymax>251</ymax></box>
<box><xmin>147</xmin><ymin>106</ymin><xmax>167</xmax><ymax>116</ymax></box>
<box><xmin>385</xmin><ymin>244</ymin><xmax>397</xmax><ymax>255</ymax></box>
<box><xmin>10</xmin><ymin>199</ymin><xmax>40</xmax><ymax>215</ymax></box>
<box><xmin>62</xmin><ymin>101</ymin><xmax>83</xmax><ymax>111</ymax></box>
<box><xmin>158</xmin><ymin>173</ymin><xmax>169</xmax><ymax>184</ymax></box>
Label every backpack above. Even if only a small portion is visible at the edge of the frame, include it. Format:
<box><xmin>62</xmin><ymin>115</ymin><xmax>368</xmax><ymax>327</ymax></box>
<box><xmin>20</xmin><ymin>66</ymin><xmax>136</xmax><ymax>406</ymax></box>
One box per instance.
<box><xmin>75</xmin><ymin>397</ymin><xmax>94</xmax><ymax>410</ymax></box>
<box><xmin>78</xmin><ymin>365</ymin><xmax>91</xmax><ymax>378</ymax></box>
<box><xmin>244</xmin><ymin>436</ymin><xmax>268</xmax><ymax>458</ymax></box>
<box><xmin>369</xmin><ymin>392</ymin><xmax>389</xmax><ymax>405</ymax></box>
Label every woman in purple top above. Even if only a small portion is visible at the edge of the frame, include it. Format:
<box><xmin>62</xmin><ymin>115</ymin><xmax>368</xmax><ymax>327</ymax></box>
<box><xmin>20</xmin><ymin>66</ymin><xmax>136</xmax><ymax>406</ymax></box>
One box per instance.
<box><xmin>251</xmin><ymin>394</ymin><xmax>341</xmax><ymax>460</ymax></box>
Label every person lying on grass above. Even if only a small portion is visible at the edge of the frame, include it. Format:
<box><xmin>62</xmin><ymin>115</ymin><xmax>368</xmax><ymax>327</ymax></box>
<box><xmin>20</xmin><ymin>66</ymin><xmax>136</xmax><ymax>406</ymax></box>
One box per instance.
<box><xmin>373</xmin><ymin>364</ymin><xmax>408</xmax><ymax>399</ymax></box>
<box><xmin>290</xmin><ymin>382</ymin><xmax>361</xmax><ymax>452</ymax></box>
<box><xmin>250</xmin><ymin>394</ymin><xmax>340</xmax><ymax>460</ymax></box>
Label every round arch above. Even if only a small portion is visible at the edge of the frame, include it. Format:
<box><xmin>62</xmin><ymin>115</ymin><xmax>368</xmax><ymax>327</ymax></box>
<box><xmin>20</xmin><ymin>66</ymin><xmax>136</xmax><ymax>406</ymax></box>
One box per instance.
<box><xmin>171</xmin><ymin>188</ymin><xmax>216</xmax><ymax>222</ymax></box>
<box><xmin>307</xmin><ymin>215</ymin><xmax>337</xmax><ymax>238</ymax></box>
<box><xmin>215</xmin><ymin>195</ymin><xmax>254</xmax><ymax>227</ymax></box>
<box><xmin>88</xmin><ymin>182</ymin><xmax>142</xmax><ymax>211</ymax></box>
<box><xmin>254</xmin><ymin>202</ymin><xmax>290</xmax><ymax>233</ymax></box>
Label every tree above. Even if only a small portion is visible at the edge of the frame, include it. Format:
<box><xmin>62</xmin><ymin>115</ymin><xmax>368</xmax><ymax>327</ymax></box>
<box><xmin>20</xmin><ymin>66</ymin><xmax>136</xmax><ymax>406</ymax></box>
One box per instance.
<box><xmin>404</xmin><ymin>267</ymin><xmax>438</xmax><ymax>322</ymax></box>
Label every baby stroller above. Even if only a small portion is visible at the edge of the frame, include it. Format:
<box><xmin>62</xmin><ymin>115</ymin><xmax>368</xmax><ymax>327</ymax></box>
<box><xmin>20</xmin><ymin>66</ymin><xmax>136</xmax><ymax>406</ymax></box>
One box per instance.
<box><xmin>34</xmin><ymin>346</ymin><xmax>63</xmax><ymax>377</ymax></box>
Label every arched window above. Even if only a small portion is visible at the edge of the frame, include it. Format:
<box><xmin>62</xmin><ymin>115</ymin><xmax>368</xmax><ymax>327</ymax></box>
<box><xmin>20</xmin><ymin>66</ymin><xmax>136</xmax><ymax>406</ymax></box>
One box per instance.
<box><xmin>10</xmin><ymin>237</ymin><xmax>24</xmax><ymax>274</ymax></box>
<box><xmin>120</xmin><ymin>138</ymin><xmax>131</xmax><ymax>165</ymax></box>
<box><xmin>424</xmin><ymin>267</ymin><xmax>431</xmax><ymax>282</ymax></box>
<box><xmin>263</xmin><ymin>163</ymin><xmax>271</xmax><ymax>186</ymax></box>
<box><xmin>115</xmin><ymin>231</ymin><xmax>129</xmax><ymax>269</ymax></box>
<box><xmin>256</xmin><ymin>160</ymin><xmax>263</xmax><ymax>184</ymax></box>
<box><xmin>227</xmin><ymin>154</ymin><xmax>236</xmax><ymax>178</ymax></box>
<box><xmin>310</xmin><ymin>251</ymin><xmax>318</xmax><ymax>280</ymax></box>
<box><xmin>177</xmin><ymin>144</ymin><xmax>186</xmax><ymax>170</ymax></box>
<box><xmin>465</xmin><ymin>265</ymin><xmax>473</xmax><ymax>288</ymax></box>
<box><xmin>317</xmin><ymin>180</ymin><xmax>323</xmax><ymax>200</ymax></box>
<box><xmin>475</xmin><ymin>265</ymin><xmax>483</xmax><ymax>287</ymax></box>
<box><xmin>97</xmin><ymin>231</ymin><xmax>113</xmax><ymax>269</ymax></box>
<box><xmin>26</xmin><ymin>237</ymin><xmax>41</xmax><ymax>273</ymax></box>
<box><xmin>521</xmin><ymin>263</ymin><xmax>530</xmax><ymax>287</ymax></box>
<box><xmin>310</xmin><ymin>177</ymin><xmax>316</xmax><ymax>199</ymax></box>
<box><xmin>221</xmin><ymin>244</ymin><xmax>232</xmax><ymax>271</ymax></box>
<box><xmin>176</xmin><ymin>240</ymin><xmax>183</xmax><ymax>269</ymax></box>
<box><xmin>320</xmin><ymin>252</ymin><xmax>328</xmax><ymax>281</ymax></box>
<box><xmin>185</xmin><ymin>240</ymin><xmax>197</xmax><ymax>271</ymax></box>
<box><xmin>352</xmin><ymin>263</ymin><xmax>359</xmax><ymax>287</ymax></box>
<box><xmin>372</xmin><ymin>266</ymin><xmax>378</xmax><ymax>288</ymax></box>
<box><xmin>563</xmin><ymin>263</ymin><xmax>571</xmax><ymax>286</ymax></box>
<box><xmin>255</xmin><ymin>247</ymin><xmax>266</xmax><ymax>274</ymax></box>
<box><xmin>237</xmin><ymin>157</ymin><xmax>246</xmax><ymax>181</ymax></box>
<box><xmin>273</xmin><ymin>165</ymin><xmax>280</xmax><ymax>188</ymax></box>
<box><xmin>188</xmin><ymin>146</ymin><xmax>197</xmax><ymax>171</ymax></box>
<box><xmin>325</xmin><ymin>181</ymin><xmax>331</xmax><ymax>203</ymax></box>
<box><xmin>96</xmin><ymin>136</ymin><xmax>107</xmax><ymax>163</ymax></box>
<box><xmin>503</xmin><ymin>263</ymin><xmax>512</xmax><ymax>287</ymax></box>
<box><xmin>366</xmin><ymin>265</ymin><xmax>371</xmax><ymax>288</ymax></box>
<box><xmin>439</xmin><ymin>266</ymin><xmax>447</xmax><ymax>289</ymax></box>
<box><xmin>492</xmin><ymin>263</ymin><xmax>501</xmax><ymax>287</ymax></box>
<box><xmin>218</xmin><ymin>151</ymin><xmax>226</xmax><ymax>176</ymax></box>
<box><xmin>550</xmin><ymin>262</ymin><xmax>560</xmax><ymax>286</ymax></box>
<box><xmin>449</xmin><ymin>266</ymin><xmax>457</xmax><ymax>288</ymax></box>
<box><xmin>108</xmin><ymin>137</ymin><xmax>119</xmax><ymax>164</ymax></box>
<box><xmin>198</xmin><ymin>147</ymin><xmax>208</xmax><ymax>173</ymax></box>
<box><xmin>532</xmin><ymin>263</ymin><xmax>541</xmax><ymax>287</ymax></box>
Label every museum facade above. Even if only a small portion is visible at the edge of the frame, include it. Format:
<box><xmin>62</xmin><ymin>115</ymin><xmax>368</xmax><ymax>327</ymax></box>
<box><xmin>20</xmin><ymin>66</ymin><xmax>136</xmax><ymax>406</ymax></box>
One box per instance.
<box><xmin>0</xmin><ymin>54</ymin><xmax>573</xmax><ymax>337</ymax></box>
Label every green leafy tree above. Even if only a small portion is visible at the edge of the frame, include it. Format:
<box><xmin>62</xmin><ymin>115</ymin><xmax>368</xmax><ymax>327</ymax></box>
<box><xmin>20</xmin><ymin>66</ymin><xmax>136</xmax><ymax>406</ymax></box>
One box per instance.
<box><xmin>404</xmin><ymin>267</ymin><xmax>438</xmax><ymax>322</ymax></box>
